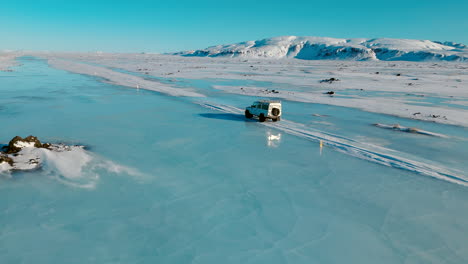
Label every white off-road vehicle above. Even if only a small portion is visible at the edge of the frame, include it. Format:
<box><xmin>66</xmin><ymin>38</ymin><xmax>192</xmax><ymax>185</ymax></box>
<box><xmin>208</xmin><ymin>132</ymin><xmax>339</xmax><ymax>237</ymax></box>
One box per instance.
<box><xmin>245</xmin><ymin>100</ymin><xmax>282</xmax><ymax>122</ymax></box>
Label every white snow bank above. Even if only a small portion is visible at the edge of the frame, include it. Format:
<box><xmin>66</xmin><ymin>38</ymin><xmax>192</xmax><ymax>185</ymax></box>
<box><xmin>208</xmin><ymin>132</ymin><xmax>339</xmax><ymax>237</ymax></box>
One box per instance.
<box><xmin>47</xmin><ymin>59</ymin><xmax>205</xmax><ymax>97</ymax></box>
<box><xmin>0</xmin><ymin>143</ymin><xmax>143</xmax><ymax>189</ymax></box>
<box><xmin>374</xmin><ymin>123</ymin><xmax>448</xmax><ymax>138</ymax></box>
<box><xmin>41</xmin><ymin>145</ymin><xmax>142</xmax><ymax>189</ymax></box>
<box><xmin>0</xmin><ymin>53</ymin><xmax>17</xmax><ymax>71</ymax></box>
<box><xmin>198</xmin><ymin>101</ymin><xmax>468</xmax><ymax>186</ymax></box>
<box><xmin>0</xmin><ymin>162</ymin><xmax>12</xmax><ymax>172</ymax></box>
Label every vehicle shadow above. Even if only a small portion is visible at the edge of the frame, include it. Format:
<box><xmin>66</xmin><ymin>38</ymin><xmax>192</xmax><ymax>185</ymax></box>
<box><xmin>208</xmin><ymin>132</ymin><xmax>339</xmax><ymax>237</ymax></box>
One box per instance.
<box><xmin>198</xmin><ymin>113</ymin><xmax>257</xmax><ymax>122</ymax></box>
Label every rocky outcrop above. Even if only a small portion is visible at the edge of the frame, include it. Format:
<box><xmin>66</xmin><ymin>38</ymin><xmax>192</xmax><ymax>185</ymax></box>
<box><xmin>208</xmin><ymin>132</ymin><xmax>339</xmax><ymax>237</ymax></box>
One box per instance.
<box><xmin>4</xmin><ymin>135</ymin><xmax>48</xmax><ymax>154</ymax></box>
<box><xmin>0</xmin><ymin>135</ymin><xmax>83</xmax><ymax>172</ymax></box>
<box><xmin>0</xmin><ymin>153</ymin><xmax>13</xmax><ymax>166</ymax></box>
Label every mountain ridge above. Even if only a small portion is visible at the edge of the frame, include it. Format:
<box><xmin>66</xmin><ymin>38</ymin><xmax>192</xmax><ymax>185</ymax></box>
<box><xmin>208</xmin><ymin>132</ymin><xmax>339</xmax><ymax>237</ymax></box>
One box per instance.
<box><xmin>173</xmin><ymin>36</ymin><xmax>468</xmax><ymax>62</ymax></box>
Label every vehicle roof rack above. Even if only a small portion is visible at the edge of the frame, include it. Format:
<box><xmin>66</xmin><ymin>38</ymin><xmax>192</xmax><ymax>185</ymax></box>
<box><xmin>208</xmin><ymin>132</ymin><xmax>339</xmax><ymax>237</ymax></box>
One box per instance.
<box><xmin>257</xmin><ymin>100</ymin><xmax>281</xmax><ymax>103</ymax></box>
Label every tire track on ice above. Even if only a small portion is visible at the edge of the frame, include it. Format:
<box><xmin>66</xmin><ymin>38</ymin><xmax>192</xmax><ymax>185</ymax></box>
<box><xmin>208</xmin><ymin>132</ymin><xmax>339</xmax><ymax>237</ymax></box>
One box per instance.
<box><xmin>198</xmin><ymin>102</ymin><xmax>468</xmax><ymax>186</ymax></box>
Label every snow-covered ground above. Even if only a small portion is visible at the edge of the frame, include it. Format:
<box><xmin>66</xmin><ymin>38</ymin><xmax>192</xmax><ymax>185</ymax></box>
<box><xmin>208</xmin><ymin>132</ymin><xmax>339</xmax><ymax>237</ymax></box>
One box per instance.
<box><xmin>0</xmin><ymin>53</ymin><xmax>18</xmax><ymax>71</ymax></box>
<box><xmin>38</xmin><ymin>52</ymin><xmax>468</xmax><ymax>127</ymax></box>
<box><xmin>48</xmin><ymin>59</ymin><xmax>204</xmax><ymax>97</ymax></box>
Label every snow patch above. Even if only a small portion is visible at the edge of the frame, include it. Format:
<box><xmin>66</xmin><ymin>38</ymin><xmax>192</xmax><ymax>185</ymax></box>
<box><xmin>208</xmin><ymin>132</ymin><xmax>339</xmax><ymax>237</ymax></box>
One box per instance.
<box><xmin>374</xmin><ymin>123</ymin><xmax>448</xmax><ymax>138</ymax></box>
<box><xmin>47</xmin><ymin>59</ymin><xmax>205</xmax><ymax>97</ymax></box>
<box><xmin>0</xmin><ymin>53</ymin><xmax>18</xmax><ymax>71</ymax></box>
<box><xmin>0</xmin><ymin>143</ymin><xmax>143</xmax><ymax>189</ymax></box>
<box><xmin>0</xmin><ymin>161</ymin><xmax>13</xmax><ymax>172</ymax></box>
<box><xmin>13</xmin><ymin>141</ymin><xmax>37</xmax><ymax>149</ymax></box>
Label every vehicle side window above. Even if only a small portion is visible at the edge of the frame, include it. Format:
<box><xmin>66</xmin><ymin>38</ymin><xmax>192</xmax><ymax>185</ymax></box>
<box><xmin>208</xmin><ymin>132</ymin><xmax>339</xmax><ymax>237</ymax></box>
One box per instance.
<box><xmin>262</xmin><ymin>104</ymin><xmax>268</xmax><ymax>110</ymax></box>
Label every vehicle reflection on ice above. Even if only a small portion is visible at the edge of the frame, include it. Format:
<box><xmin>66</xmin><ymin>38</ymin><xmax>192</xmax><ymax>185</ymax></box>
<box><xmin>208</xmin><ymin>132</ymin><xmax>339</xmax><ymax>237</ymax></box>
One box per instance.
<box><xmin>320</xmin><ymin>140</ymin><xmax>323</xmax><ymax>155</ymax></box>
<box><xmin>266</xmin><ymin>131</ymin><xmax>282</xmax><ymax>148</ymax></box>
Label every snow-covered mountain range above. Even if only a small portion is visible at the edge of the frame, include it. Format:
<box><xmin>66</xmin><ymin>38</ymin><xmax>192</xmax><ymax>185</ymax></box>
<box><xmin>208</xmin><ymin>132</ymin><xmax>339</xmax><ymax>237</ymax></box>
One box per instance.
<box><xmin>174</xmin><ymin>36</ymin><xmax>468</xmax><ymax>61</ymax></box>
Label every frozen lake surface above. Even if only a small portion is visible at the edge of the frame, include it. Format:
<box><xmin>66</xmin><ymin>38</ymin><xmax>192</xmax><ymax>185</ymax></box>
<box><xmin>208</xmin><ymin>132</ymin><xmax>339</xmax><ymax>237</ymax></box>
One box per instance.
<box><xmin>1</xmin><ymin>57</ymin><xmax>468</xmax><ymax>263</ymax></box>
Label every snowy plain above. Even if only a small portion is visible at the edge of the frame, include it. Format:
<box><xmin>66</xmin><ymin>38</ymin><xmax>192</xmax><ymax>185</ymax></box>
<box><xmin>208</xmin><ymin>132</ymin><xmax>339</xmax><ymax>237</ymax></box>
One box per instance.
<box><xmin>0</xmin><ymin>53</ymin><xmax>17</xmax><ymax>71</ymax></box>
<box><xmin>0</xmin><ymin>53</ymin><xmax>468</xmax><ymax>263</ymax></box>
<box><xmin>39</xmin><ymin>52</ymin><xmax>468</xmax><ymax>126</ymax></box>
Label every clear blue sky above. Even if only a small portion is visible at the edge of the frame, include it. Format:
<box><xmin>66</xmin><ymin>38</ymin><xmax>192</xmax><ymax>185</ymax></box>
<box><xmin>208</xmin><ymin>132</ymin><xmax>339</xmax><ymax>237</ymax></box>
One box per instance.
<box><xmin>1</xmin><ymin>0</ymin><xmax>467</xmax><ymax>52</ymax></box>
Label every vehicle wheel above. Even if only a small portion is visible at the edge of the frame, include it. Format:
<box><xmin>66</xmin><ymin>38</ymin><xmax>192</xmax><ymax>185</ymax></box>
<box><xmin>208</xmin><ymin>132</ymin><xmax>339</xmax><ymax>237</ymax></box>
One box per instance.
<box><xmin>272</xmin><ymin>118</ymin><xmax>278</xmax><ymax>122</ymax></box>
<box><xmin>276</xmin><ymin>116</ymin><xmax>281</xmax><ymax>121</ymax></box>
<box><xmin>272</xmin><ymin>108</ymin><xmax>280</xmax><ymax>116</ymax></box>
<box><xmin>259</xmin><ymin>114</ymin><xmax>266</xmax><ymax>122</ymax></box>
<box><xmin>245</xmin><ymin>110</ymin><xmax>253</xmax><ymax>118</ymax></box>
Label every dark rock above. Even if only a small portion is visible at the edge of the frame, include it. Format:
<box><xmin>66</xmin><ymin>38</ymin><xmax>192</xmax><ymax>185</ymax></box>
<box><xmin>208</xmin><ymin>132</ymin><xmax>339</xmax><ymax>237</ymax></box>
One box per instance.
<box><xmin>42</xmin><ymin>143</ymin><xmax>52</xmax><ymax>149</ymax></box>
<box><xmin>28</xmin><ymin>158</ymin><xmax>39</xmax><ymax>165</ymax></box>
<box><xmin>396</xmin><ymin>73</ymin><xmax>401</xmax><ymax>76</ymax></box>
<box><xmin>320</xmin><ymin>78</ymin><xmax>340</xmax><ymax>84</ymax></box>
<box><xmin>5</xmin><ymin>136</ymin><xmax>43</xmax><ymax>154</ymax></box>
<box><xmin>0</xmin><ymin>153</ymin><xmax>13</xmax><ymax>166</ymax></box>
<box><xmin>325</xmin><ymin>91</ymin><xmax>335</xmax><ymax>95</ymax></box>
<box><xmin>375</xmin><ymin>72</ymin><xmax>380</xmax><ymax>74</ymax></box>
